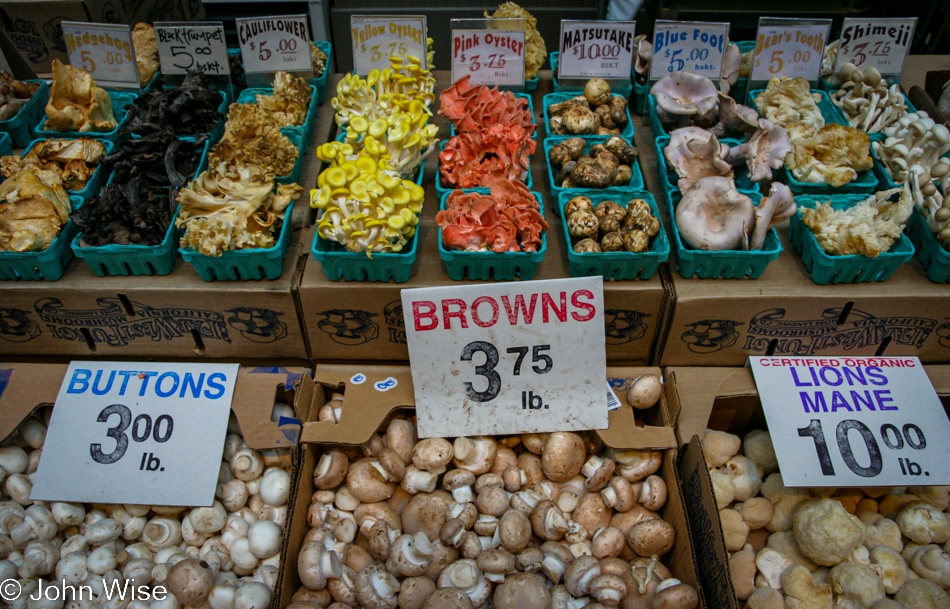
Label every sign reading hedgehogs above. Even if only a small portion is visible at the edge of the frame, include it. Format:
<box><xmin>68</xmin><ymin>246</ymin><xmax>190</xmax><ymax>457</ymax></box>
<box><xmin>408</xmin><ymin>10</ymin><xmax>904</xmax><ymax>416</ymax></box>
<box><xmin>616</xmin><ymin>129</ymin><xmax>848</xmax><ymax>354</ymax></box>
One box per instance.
<box><xmin>402</xmin><ymin>278</ymin><xmax>608</xmax><ymax>438</ymax></box>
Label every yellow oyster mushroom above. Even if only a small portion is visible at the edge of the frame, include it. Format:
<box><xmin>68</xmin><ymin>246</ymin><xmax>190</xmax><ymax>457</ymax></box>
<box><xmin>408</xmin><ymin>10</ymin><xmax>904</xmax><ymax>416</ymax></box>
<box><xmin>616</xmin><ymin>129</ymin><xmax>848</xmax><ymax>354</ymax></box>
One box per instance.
<box><xmin>340</xmin><ymin>161</ymin><xmax>359</xmax><ymax>182</ymax></box>
<box><xmin>349</xmin><ymin>116</ymin><xmax>369</xmax><ymax>133</ymax></box>
<box><xmin>355</xmin><ymin>156</ymin><xmax>377</xmax><ymax>174</ymax></box>
<box><xmin>388</xmin><ymin>215</ymin><xmax>407</xmax><ymax>230</ymax></box>
<box><xmin>324</xmin><ymin>167</ymin><xmax>348</xmax><ymax>188</ymax></box>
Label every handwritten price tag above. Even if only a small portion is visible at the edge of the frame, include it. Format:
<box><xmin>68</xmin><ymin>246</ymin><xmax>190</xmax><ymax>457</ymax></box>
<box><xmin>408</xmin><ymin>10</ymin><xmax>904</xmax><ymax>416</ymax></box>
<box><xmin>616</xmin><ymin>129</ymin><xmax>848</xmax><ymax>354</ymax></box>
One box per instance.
<box><xmin>155</xmin><ymin>22</ymin><xmax>229</xmax><ymax>76</ymax></box>
<box><xmin>750</xmin><ymin>356</ymin><xmax>950</xmax><ymax>487</ymax></box>
<box><xmin>236</xmin><ymin>15</ymin><xmax>312</xmax><ymax>75</ymax></box>
<box><xmin>352</xmin><ymin>15</ymin><xmax>427</xmax><ymax>75</ymax></box>
<box><xmin>558</xmin><ymin>20</ymin><xmax>635</xmax><ymax>80</ymax></box>
<box><xmin>649</xmin><ymin>20</ymin><xmax>729</xmax><ymax>81</ymax></box>
<box><xmin>452</xmin><ymin>23</ymin><xmax>525</xmax><ymax>86</ymax></box>
<box><xmin>32</xmin><ymin>362</ymin><xmax>239</xmax><ymax>506</ymax></box>
<box><xmin>751</xmin><ymin>19</ymin><xmax>830</xmax><ymax>82</ymax></box>
<box><xmin>402</xmin><ymin>278</ymin><xmax>607</xmax><ymax>438</ymax></box>
<box><xmin>834</xmin><ymin>18</ymin><xmax>917</xmax><ymax>76</ymax></box>
<box><xmin>61</xmin><ymin>22</ymin><xmax>140</xmax><ymax>89</ymax></box>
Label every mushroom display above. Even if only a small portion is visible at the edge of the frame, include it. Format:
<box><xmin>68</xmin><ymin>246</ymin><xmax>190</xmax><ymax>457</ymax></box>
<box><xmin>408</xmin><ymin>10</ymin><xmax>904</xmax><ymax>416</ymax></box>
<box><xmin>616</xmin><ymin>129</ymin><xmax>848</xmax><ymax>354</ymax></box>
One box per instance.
<box><xmin>43</xmin><ymin>59</ymin><xmax>118</xmax><ymax>133</ymax></box>
<box><xmin>0</xmin><ymin>70</ymin><xmax>40</xmax><ymax>121</ymax></box>
<box><xmin>121</xmin><ymin>70</ymin><xmax>225</xmax><ymax>137</ymax></box>
<box><xmin>0</xmin><ymin>138</ymin><xmax>106</xmax><ymax>192</ymax></box>
<box><xmin>831</xmin><ymin>65</ymin><xmax>910</xmax><ymax>135</ymax></box>
<box><xmin>208</xmin><ymin>102</ymin><xmax>298</xmax><ymax>179</ymax></box>
<box><xmin>547</xmin><ymin>79</ymin><xmax>629</xmax><ymax>137</ymax></box>
<box><xmin>707</xmin><ymin>427</ymin><xmax>950</xmax><ymax>607</ymax></box>
<box><xmin>634</xmin><ymin>44</ymin><xmax>744</xmax><ymax>96</ymax></box>
<box><xmin>0</xmin><ymin>169</ymin><xmax>72</xmax><ymax>252</ymax></box>
<box><xmin>565</xmin><ymin>195</ymin><xmax>660</xmax><ymax>254</ymax></box>
<box><xmin>437</xmin><ymin>178</ymin><xmax>547</xmax><ymax>253</ymax></box>
<box><xmin>549</xmin><ymin>136</ymin><xmax>638</xmax><ymax>189</ymax></box>
<box><xmin>311</xmin><ymin>42</ymin><xmax>328</xmax><ymax>79</ymax></box>
<box><xmin>801</xmin><ymin>186</ymin><xmax>914</xmax><ymax>257</ymax></box>
<box><xmin>484</xmin><ymin>3</ymin><xmax>546</xmax><ymax>81</ymax></box>
<box><xmin>296</xmin><ymin>394</ymin><xmax>697</xmax><ymax>609</ymax></box>
<box><xmin>0</xmin><ymin>406</ymin><xmax>294</xmax><ymax>609</ymax></box>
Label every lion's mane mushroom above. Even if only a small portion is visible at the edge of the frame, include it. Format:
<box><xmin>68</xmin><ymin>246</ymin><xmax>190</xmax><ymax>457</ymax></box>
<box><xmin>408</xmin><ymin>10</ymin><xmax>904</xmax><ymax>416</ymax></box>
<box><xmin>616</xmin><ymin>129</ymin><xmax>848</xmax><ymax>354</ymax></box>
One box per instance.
<box><xmin>782</xmin><ymin>565</ymin><xmax>833</xmax><ymax>609</ymax></box>
<box><xmin>793</xmin><ymin>498</ymin><xmax>867</xmax><ymax>566</ymax></box>
<box><xmin>829</xmin><ymin>562</ymin><xmax>886</xmax><ymax>608</ymax></box>
<box><xmin>651</xmin><ymin>71</ymin><xmax>719</xmax><ymax>129</ymax></box>
<box><xmin>675</xmin><ymin>176</ymin><xmax>756</xmax><ymax>251</ymax></box>
<box><xmin>702</xmin><ymin>430</ymin><xmax>741</xmax><ymax>468</ymax></box>
<box><xmin>896</xmin><ymin>501</ymin><xmax>950</xmax><ymax>545</ymax></box>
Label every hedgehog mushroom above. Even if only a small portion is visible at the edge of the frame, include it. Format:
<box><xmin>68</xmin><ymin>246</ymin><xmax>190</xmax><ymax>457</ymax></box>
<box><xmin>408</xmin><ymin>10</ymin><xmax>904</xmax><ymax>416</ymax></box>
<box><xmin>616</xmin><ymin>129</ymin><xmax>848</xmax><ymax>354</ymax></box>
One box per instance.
<box><xmin>651</xmin><ymin>71</ymin><xmax>719</xmax><ymax>129</ymax></box>
<box><xmin>675</xmin><ymin>176</ymin><xmax>756</xmax><ymax>251</ymax></box>
<box><xmin>751</xmin><ymin>182</ymin><xmax>796</xmax><ymax>251</ymax></box>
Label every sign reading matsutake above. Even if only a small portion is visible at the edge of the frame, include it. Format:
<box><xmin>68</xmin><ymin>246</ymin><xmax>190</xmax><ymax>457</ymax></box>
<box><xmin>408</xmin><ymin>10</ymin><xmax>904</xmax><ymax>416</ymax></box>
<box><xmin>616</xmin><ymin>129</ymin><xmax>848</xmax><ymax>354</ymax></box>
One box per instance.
<box><xmin>750</xmin><ymin>356</ymin><xmax>950</xmax><ymax>487</ymax></box>
<box><xmin>32</xmin><ymin>362</ymin><xmax>239</xmax><ymax>506</ymax></box>
<box><xmin>558</xmin><ymin>20</ymin><xmax>636</xmax><ymax>80</ymax></box>
<box><xmin>402</xmin><ymin>278</ymin><xmax>608</xmax><ymax>438</ymax></box>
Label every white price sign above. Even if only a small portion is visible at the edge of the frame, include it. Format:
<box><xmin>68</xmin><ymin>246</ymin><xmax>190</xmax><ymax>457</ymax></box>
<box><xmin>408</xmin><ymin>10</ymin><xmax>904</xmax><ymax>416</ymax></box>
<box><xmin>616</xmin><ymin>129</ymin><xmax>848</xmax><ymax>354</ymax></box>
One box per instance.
<box><xmin>155</xmin><ymin>22</ymin><xmax>229</xmax><ymax>76</ymax></box>
<box><xmin>834</xmin><ymin>18</ymin><xmax>917</xmax><ymax>76</ymax></box>
<box><xmin>402</xmin><ymin>278</ymin><xmax>608</xmax><ymax>438</ymax></box>
<box><xmin>236</xmin><ymin>15</ymin><xmax>312</xmax><ymax>75</ymax></box>
<box><xmin>558</xmin><ymin>20</ymin><xmax>636</xmax><ymax>80</ymax></box>
<box><xmin>61</xmin><ymin>22</ymin><xmax>139</xmax><ymax>89</ymax></box>
<box><xmin>32</xmin><ymin>362</ymin><xmax>239</xmax><ymax>506</ymax></box>
<box><xmin>352</xmin><ymin>15</ymin><xmax>427</xmax><ymax>75</ymax></box>
<box><xmin>750</xmin><ymin>356</ymin><xmax>950</xmax><ymax>487</ymax></box>
<box><xmin>451</xmin><ymin>23</ymin><xmax>525</xmax><ymax>86</ymax></box>
<box><xmin>751</xmin><ymin>19</ymin><xmax>831</xmax><ymax>82</ymax></box>
<box><xmin>649</xmin><ymin>20</ymin><xmax>729</xmax><ymax>81</ymax></box>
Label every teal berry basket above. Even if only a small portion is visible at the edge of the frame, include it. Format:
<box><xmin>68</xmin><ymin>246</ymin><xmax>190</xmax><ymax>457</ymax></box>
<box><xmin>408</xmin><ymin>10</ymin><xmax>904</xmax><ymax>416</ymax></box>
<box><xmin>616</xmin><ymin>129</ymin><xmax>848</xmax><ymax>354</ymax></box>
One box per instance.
<box><xmin>905</xmin><ymin>208</ymin><xmax>950</xmax><ymax>283</ymax></box>
<box><xmin>0</xmin><ymin>80</ymin><xmax>49</xmax><ymax>147</ymax></box>
<box><xmin>665</xmin><ymin>188</ymin><xmax>782</xmax><ymax>279</ymax></box>
<box><xmin>36</xmin><ymin>91</ymin><xmax>137</xmax><ymax>143</ymax></box>
<box><xmin>544</xmin><ymin>137</ymin><xmax>644</xmax><ymax>214</ymax></box>
<box><xmin>0</xmin><ymin>195</ymin><xmax>83</xmax><ymax>281</ymax></box>
<box><xmin>0</xmin><ymin>132</ymin><xmax>10</xmax><ymax>158</ymax></box>
<box><xmin>180</xmin><ymin>202</ymin><xmax>295</xmax><ymax>281</ymax></box>
<box><xmin>70</xmin><ymin>138</ymin><xmax>211</xmax><ymax>277</ymax></box>
<box><xmin>436</xmin><ymin>139</ymin><xmax>532</xmax><ymax>200</ymax></box>
<box><xmin>449</xmin><ymin>92</ymin><xmax>536</xmax><ymax>139</ymax></box>
<box><xmin>19</xmin><ymin>138</ymin><xmax>114</xmax><ymax>203</ymax></box>
<box><xmin>310</xmin><ymin>41</ymin><xmax>333</xmax><ymax>104</ymax></box>
<box><xmin>789</xmin><ymin>194</ymin><xmax>915</xmax><ymax>284</ymax></box>
<box><xmin>558</xmin><ymin>188</ymin><xmax>669</xmax><ymax>280</ymax></box>
<box><xmin>438</xmin><ymin>189</ymin><xmax>546</xmax><ymax>280</ymax></box>
<box><xmin>276</xmin><ymin>130</ymin><xmax>304</xmax><ymax>186</ymax></box>
<box><xmin>550</xmin><ymin>52</ymin><xmax>633</xmax><ymax>96</ymax></box>
<box><xmin>237</xmin><ymin>84</ymin><xmax>319</xmax><ymax>155</ymax></box>
<box><xmin>311</xmin><ymin>228</ymin><xmax>419</xmax><ymax>283</ymax></box>
<box><xmin>633</xmin><ymin>80</ymin><xmax>648</xmax><ymax>115</ymax></box>
<box><xmin>653</xmin><ymin>135</ymin><xmax>760</xmax><ymax>201</ymax></box>
<box><xmin>543</xmin><ymin>92</ymin><xmax>634</xmax><ymax>140</ymax></box>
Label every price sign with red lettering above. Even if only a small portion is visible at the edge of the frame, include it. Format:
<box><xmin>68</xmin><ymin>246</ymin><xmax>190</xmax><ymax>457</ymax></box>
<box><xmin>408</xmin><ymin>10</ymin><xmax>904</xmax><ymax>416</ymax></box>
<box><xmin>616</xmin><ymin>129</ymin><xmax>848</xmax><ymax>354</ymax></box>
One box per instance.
<box><xmin>451</xmin><ymin>18</ymin><xmax>525</xmax><ymax>86</ymax></box>
<box><xmin>750</xmin><ymin>18</ymin><xmax>831</xmax><ymax>82</ymax></box>
<box><xmin>750</xmin><ymin>356</ymin><xmax>950</xmax><ymax>487</ymax></box>
<box><xmin>402</xmin><ymin>278</ymin><xmax>607</xmax><ymax>438</ymax></box>
<box><xmin>834</xmin><ymin>18</ymin><xmax>917</xmax><ymax>76</ymax></box>
<box><xmin>558</xmin><ymin>20</ymin><xmax>636</xmax><ymax>80</ymax></box>
<box><xmin>352</xmin><ymin>16</ymin><xmax>427</xmax><ymax>75</ymax></box>
<box><xmin>236</xmin><ymin>15</ymin><xmax>313</xmax><ymax>76</ymax></box>
<box><xmin>61</xmin><ymin>22</ymin><xmax>140</xmax><ymax>89</ymax></box>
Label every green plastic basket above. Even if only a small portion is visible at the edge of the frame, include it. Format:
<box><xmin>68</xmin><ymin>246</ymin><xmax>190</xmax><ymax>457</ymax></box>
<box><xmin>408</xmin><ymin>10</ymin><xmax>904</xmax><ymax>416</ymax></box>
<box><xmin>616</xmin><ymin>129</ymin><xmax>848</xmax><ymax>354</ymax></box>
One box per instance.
<box><xmin>666</xmin><ymin>188</ymin><xmax>782</xmax><ymax>279</ymax></box>
<box><xmin>789</xmin><ymin>194</ymin><xmax>915</xmax><ymax>284</ymax></box>
<box><xmin>558</xmin><ymin>188</ymin><xmax>669</xmax><ymax>280</ymax></box>
<box><xmin>310</xmin><ymin>41</ymin><xmax>333</xmax><ymax>104</ymax></box>
<box><xmin>0</xmin><ymin>195</ymin><xmax>83</xmax><ymax>281</ymax></box>
<box><xmin>550</xmin><ymin>52</ymin><xmax>633</xmax><ymax>96</ymax></box>
<box><xmin>0</xmin><ymin>80</ymin><xmax>49</xmax><ymax>147</ymax></box>
<box><xmin>543</xmin><ymin>137</ymin><xmax>644</xmax><ymax>214</ymax></box>
<box><xmin>311</xmin><ymin>229</ymin><xmax>418</xmax><ymax>283</ymax></box>
<box><xmin>543</xmin><ymin>92</ymin><xmax>634</xmax><ymax>141</ymax></box>
<box><xmin>36</xmin><ymin>91</ymin><xmax>136</xmax><ymax>143</ymax></box>
<box><xmin>237</xmin><ymin>84</ymin><xmax>318</xmax><ymax>154</ymax></box>
<box><xmin>436</xmin><ymin>139</ymin><xmax>532</xmax><ymax>200</ymax></box>
<box><xmin>180</xmin><ymin>202</ymin><xmax>295</xmax><ymax>281</ymax></box>
<box><xmin>906</xmin><ymin>208</ymin><xmax>950</xmax><ymax>283</ymax></box>
<box><xmin>778</xmin><ymin>163</ymin><xmax>879</xmax><ymax>195</ymax></box>
<box><xmin>438</xmin><ymin>189</ymin><xmax>546</xmax><ymax>280</ymax></box>
<box><xmin>633</xmin><ymin>80</ymin><xmax>648</xmax><ymax>115</ymax></box>
<box><xmin>19</xmin><ymin>138</ymin><xmax>113</xmax><ymax>202</ymax></box>
<box><xmin>0</xmin><ymin>132</ymin><xmax>10</xmax><ymax>158</ymax></box>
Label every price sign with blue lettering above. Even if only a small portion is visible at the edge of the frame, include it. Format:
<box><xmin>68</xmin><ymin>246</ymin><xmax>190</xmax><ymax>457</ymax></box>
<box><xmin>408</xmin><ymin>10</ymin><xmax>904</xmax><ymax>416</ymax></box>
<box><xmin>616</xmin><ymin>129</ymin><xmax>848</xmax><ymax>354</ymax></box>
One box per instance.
<box><xmin>649</xmin><ymin>20</ymin><xmax>729</xmax><ymax>81</ymax></box>
<box><xmin>558</xmin><ymin>20</ymin><xmax>636</xmax><ymax>80</ymax></box>
<box><xmin>834</xmin><ymin>18</ymin><xmax>917</xmax><ymax>76</ymax></box>
<box><xmin>750</xmin><ymin>356</ymin><xmax>950</xmax><ymax>487</ymax></box>
<box><xmin>155</xmin><ymin>22</ymin><xmax>229</xmax><ymax>76</ymax></box>
<box><xmin>402</xmin><ymin>278</ymin><xmax>607</xmax><ymax>438</ymax></box>
<box><xmin>32</xmin><ymin>362</ymin><xmax>239</xmax><ymax>505</ymax></box>
<box><xmin>750</xmin><ymin>18</ymin><xmax>831</xmax><ymax>82</ymax></box>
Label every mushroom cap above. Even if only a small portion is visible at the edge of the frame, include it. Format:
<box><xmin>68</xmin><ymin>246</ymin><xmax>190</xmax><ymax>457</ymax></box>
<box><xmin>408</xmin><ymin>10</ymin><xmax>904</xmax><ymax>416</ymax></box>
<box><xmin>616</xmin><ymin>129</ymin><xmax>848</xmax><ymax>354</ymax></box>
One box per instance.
<box><xmin>346</xmin><ymin>458</ymin><xmax>396</xmax><ymax>503</ymax></box>
<box><xmin>423</xmin><ymin>588</ymin><xmax>474</xmax><ymax>609</ymax></box>
<box><xmin>166</xmin><ymin>558</ymin><xmax>215</xmax><ymax>607</ymax></box>
<box><xmin>652</xmin><ymin>581</ymin><xmax>700</xmax><ymax>609</ymax></box>
<box><xmin>745</xmin><ymin>119</ymin><xmax>792</xmax><ymax>184</ymax></box>
<box><xmin>675</xmin><ymin>176</ymin><xmax>756</xmax><ymax>251</ymax></box>
<box><xmin>720</xmin><ymin>43</ymin><xmax>743</xmax><ymax>91</ymax></box>
<box><xmin>401</xmin><ymin>490</ymin><xmax>453</xmax><ymax>542</ymax></box>
<box><xmin>355</xmin><ymin>563</ymin><xmax>399</xmax><ymax>609</ymax></box>
<box><xmin>716</xmin><ymin>92</ymin><xmax>760</xmax><ymax>135</ymax></box>
<box><xmin>398</xmin><ymin>577</ymin><xmax>437</xmax><ymax>609</ymax></box>
<box><xmin>626</xmin><ymin>375</ymin><xmax>662</xmax><ymax>410</ymax></box>
<box><xmin>477</xmin><ymin>548</ymin><xmax>516</xmax><ymax>575</ymax></box>
<box><xmin>493</xmin><ymin>573</ymin><xmax>551</xmax><ymax>609</ymax></box>
<box><xmin>651</xmin><ymin>71</ymin><xmax>719</xmax><ymax>116</ymax></box>
<box><xmin>751</xmin><ymin>181</ymin><xmax>795</xmax><ymax>251</ymax></box>
<box><xmin>627</xmin><ymin>518</ymin><xmax>676</xmax><ymax>557</ymax></box>
<box><xmin>541</xmin><ymin>432</ymin><xmax>586</xmax><ymax>483</ymax></box>
<box><xmin>412</xmin><ymin>438</ymin><xmax>454</xmax><ymax>473</ymax></box>
<box><xmin>664</xmin><ymin>127</ymin><xmax>734</xmax><ymax>192</ymax></box>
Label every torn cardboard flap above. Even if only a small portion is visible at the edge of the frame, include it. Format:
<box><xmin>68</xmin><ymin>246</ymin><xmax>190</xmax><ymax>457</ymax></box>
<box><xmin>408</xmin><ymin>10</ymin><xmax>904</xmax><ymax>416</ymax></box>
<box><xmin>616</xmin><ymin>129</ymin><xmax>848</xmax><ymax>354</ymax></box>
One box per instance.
<box><xmin>665</xmin><ymin>367</ymin><xmax>758</xmax><ymax>447</ymax></box>
<box><xmin>302</xmin><ymin>364</ymin><xmax>677</xmax><ymax>449</ymax></box>
<box><xmin>0</xmin><ymin>363</ymin><xmax>68</xmax><ymax>441</ymax></box>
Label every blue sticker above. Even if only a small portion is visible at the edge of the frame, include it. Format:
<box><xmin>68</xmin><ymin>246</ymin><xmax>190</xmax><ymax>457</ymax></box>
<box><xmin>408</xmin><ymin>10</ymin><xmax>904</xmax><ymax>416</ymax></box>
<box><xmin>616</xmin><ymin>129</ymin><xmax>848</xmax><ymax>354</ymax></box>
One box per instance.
<box><xmin>374</xmin><ymin>377</ymin><xmax>398</xmax><ymax>392</ymax></box>
<box><xmin>0</xmin><ymin>369</ymin><xmax>11</xmax><ymax>402</ymax></box>
<box><xmin>350</xmin><ymin>373</ymin><xmax>367</xmax><ymax>385</ymax></box>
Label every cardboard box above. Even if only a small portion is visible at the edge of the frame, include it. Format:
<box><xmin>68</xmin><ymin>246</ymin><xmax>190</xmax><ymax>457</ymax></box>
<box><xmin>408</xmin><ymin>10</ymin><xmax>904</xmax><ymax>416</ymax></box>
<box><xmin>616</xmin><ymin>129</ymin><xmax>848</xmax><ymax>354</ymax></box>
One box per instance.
<box><xmin>0</xmin><ymin>242</ymin><xmax>308</xmax><ymax>360</ymax></box>
<box><xmin>666</xmin><ymin>365</ymin><xmax>950</xmax><ymax>609</ymax></box>
<box><xmin>296</xmin><ymin>73</ymin><xmax>672</xmax><ymax>365</ymax></box>
<box><xmin>278</xmin><ymin>364</ymin><xmax>704</xmax><ymax>606</ymax></box>
<box><xmin>0</xmin><ymin>362</ymin><xmax>309</xmax><ymax>609</ymax></box>
<box><xmin>657</xmin><ymin>225</ymin><xmax>950</xmax><ymax>367</ymax></box>
<box><xmin>0</xmin><ymin>0</ymin><xmax>125</xmax><ymax>74</ymax></box>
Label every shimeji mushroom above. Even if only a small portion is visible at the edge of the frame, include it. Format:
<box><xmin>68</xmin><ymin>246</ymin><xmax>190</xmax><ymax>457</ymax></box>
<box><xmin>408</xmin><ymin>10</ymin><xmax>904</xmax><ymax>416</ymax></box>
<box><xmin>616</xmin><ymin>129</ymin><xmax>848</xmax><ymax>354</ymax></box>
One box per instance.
<box><xmin>832</xmin><ymin>66</ymin><xmax>910</xmax><ymax>134</ymax></box>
